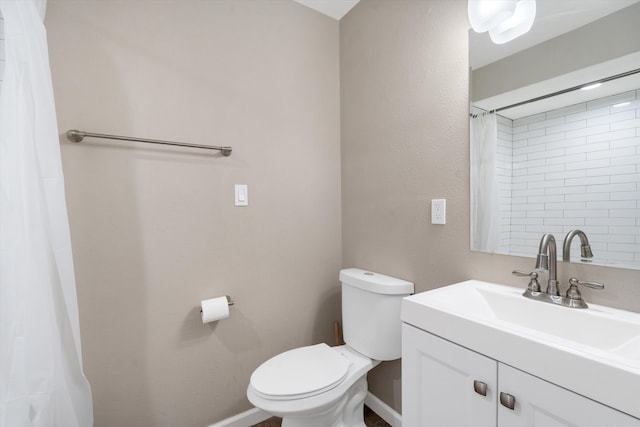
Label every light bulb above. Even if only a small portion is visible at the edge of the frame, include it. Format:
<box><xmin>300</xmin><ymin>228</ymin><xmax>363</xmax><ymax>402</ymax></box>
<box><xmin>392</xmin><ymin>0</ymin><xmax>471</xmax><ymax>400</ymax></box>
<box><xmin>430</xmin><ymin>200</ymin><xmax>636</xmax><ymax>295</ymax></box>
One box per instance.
<box><xmin>468</xmin><ymin>0</ymin><xmax>518</xmax><ymax>33</ymax></box>
<box><xmin>488</xmin><ymin>0</ymin><xmax>536</xmax><ymax>44</ymax></box>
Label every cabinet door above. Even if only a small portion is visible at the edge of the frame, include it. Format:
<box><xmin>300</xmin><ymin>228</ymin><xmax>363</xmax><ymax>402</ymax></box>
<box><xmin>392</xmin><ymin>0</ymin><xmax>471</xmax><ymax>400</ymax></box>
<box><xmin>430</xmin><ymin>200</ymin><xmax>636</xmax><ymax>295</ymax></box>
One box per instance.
<box><xmin>402</xmin><ymin>324</ymin><xmax>497</xmax><ymax>427</ymax></box>
<box><xmin>498</xmin><ymin>363</ymin><xmax>640</xmax><ymax>427</ymax></box>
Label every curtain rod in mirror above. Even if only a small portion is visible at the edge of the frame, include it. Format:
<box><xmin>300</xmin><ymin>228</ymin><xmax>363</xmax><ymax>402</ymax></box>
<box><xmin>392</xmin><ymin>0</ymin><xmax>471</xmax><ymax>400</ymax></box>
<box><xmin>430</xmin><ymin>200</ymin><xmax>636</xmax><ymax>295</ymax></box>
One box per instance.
<box><xmin>491</xmin><ymin>68</ymin><xmax>640</xmax><ymax>113</ymax></box>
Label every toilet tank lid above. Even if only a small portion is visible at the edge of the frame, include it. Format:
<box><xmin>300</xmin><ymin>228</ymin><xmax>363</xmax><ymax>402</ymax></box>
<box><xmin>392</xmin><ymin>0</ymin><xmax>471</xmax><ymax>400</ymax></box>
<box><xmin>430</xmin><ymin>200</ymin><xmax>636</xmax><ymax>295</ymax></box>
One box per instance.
<box><xmin>339</xmin><ymin>268</ymin><xmax>414</xmax><ymax>295</ymax></box>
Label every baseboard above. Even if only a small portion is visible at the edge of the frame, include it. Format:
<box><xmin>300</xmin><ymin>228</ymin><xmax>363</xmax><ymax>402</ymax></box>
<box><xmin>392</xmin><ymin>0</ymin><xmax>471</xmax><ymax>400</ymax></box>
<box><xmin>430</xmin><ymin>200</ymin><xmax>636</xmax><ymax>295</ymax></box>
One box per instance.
<box><xmin>208</xmin><ymin>407</ymin><xmax>271</xmax><ymax>427</ymax></box>
<box><xmin>365</xmin><ymin>391</ymin><xmax>403</xmax><ymax>427</ymax></box>
<box><xmin>209</xmin><ymin>392</ymin><xmax>402</xmax><ymax>427</ymax></box>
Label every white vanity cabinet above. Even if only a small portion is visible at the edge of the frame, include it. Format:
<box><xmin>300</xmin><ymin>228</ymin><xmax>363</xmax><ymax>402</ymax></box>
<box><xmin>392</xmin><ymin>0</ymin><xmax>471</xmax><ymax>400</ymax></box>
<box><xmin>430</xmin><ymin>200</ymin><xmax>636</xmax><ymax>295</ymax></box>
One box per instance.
<box><xmin>402</xmin><ymin>323</ymin><xmax>496</xmax><ymax>427</ymax></box>
<box><xmin>402</xmin><ymin>323</ymin><xmax>640</xmax><ymax>427</ymax></box>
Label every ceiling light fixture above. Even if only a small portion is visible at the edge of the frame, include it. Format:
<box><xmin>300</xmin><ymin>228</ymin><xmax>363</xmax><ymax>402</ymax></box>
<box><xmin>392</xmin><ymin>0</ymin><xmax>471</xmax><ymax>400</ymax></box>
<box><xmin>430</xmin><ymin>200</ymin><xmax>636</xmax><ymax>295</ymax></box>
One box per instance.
<box><xmin>468</xmin><ymin>0</ymin><xmax>517</xmax><ymax>33</ymax></box>
<box><xmin>468</xmin><ymin>0</ymin><xmax>536</xmax><ymax>45</ymax></box>
<box><xmin>580</xmin><ymin>83</ymin><xmax>602</xmax><ymax>91</ymax></box>
<box><xmin>613</xmin><ymin>101</ymin><xmax>631</xmax><ymax>108</ymax></box>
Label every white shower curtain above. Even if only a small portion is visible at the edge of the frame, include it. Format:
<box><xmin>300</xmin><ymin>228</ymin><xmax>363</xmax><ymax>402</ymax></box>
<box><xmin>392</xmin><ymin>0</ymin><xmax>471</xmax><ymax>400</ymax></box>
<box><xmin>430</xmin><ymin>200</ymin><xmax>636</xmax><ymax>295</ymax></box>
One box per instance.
<box><xmin>470</xmin><ymin>112</ymin><xmax>500</xmax><ymax>253</ymax></box>
<box><xmin>0</xmin><ymin>1</ymin><xmax>93</xmax><ymax>426</ymax></box>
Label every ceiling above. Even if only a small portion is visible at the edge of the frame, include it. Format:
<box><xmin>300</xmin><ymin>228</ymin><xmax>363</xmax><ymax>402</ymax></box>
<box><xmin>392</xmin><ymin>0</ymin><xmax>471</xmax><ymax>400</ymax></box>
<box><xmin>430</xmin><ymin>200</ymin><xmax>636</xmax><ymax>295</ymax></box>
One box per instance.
<box><xmin>292</xmin><ymin>0</ymin><xmax>360</xmax><ymax>20</ymax></box>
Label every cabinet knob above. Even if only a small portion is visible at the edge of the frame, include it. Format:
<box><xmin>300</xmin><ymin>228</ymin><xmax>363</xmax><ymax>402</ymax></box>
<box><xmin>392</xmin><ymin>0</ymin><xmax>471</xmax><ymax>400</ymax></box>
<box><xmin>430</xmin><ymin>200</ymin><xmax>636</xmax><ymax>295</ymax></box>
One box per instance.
<box><xmin>473</xmin><ymin>380</ymin><xmax>487</xmax><ymax>396</ymax></box>
<box><xmin>499</xmin><ymin>392</ymin><xmax>516</xmax><ymax>410</ymax></box>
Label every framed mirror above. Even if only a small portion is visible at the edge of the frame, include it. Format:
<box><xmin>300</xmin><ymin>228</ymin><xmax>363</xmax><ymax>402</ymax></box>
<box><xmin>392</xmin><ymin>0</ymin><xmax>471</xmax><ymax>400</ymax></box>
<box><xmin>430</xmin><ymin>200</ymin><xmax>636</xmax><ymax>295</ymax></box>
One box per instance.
<box><xmin>469</xmin><ymin>0</ymin><xmax>640</xmax><ymax>269</ymax></box>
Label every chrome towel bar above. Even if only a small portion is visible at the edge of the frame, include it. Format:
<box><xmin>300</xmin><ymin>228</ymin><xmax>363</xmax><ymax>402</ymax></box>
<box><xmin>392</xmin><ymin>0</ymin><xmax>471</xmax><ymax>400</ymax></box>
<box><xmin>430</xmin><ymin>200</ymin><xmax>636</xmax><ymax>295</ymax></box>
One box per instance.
<box><xmin>66</xmin><ymin>129</ymin><xmax>232</xmax><ymax>156</ymax></box>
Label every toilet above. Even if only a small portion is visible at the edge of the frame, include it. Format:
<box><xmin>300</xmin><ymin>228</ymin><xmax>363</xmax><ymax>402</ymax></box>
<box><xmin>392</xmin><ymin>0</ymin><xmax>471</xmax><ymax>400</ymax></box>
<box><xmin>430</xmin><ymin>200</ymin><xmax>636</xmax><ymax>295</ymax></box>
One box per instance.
<box><xmin>247</xmin><ymin>268</ymin><xmax>414</xmax><ymax>427</ymax></box>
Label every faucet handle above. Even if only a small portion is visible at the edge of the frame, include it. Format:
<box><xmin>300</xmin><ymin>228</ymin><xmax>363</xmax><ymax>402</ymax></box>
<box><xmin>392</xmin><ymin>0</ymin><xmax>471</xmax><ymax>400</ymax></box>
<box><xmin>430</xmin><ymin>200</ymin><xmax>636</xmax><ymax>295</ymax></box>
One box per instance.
<box><xmin>512</xmin><ymin>270</ymin><xmax>541</xmax><ymax>292</ymax></box>
<box><xmin>566</xmin><ymin>277</ymin><xmax>605</xmax><ymax>306</ymax></box>
<box><xmin>568</xmin><ymin>277</ymin><xmax>604</xmax><ymax>290</ymax></box>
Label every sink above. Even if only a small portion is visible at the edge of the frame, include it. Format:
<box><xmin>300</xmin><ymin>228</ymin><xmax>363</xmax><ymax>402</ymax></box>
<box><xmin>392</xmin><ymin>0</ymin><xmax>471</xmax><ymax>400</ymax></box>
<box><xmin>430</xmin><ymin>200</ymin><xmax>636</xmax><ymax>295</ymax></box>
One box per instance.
<box><xmin>431</xmin><ymin>281</ymin><xmax>640</xmax><ymax>354</ymax></box>
<box><xmin>402</xmin><ymin>280</ymin><xmax>640</xmax><ymax>419</ymax></box>
<box><xmin>479</xmin><ymin>287</ymin><xmax>640</xmax><ymax>354</ymax></box>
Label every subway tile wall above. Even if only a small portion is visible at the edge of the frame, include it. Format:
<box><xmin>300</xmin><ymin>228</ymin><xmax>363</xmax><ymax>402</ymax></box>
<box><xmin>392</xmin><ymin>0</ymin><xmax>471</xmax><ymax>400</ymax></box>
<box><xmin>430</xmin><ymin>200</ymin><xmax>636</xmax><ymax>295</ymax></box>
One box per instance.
<box><xmin>497</xmin><ymin>89</ymin><xmax>640</xmax><ymax>267</ymax></box>
<box><xmin>497</xmin><ymin>115</ymin><xmax>513</xmax><ymax>250</ymax></box>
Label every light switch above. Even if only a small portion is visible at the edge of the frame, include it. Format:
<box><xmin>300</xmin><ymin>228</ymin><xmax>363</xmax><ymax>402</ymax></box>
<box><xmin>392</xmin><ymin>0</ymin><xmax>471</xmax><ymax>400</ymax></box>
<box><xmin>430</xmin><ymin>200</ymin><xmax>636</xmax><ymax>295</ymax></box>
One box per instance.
<box><xmin>235</xmin><ymin>184</ymin><xmax>248</xmax><ymax>206</ymax></box>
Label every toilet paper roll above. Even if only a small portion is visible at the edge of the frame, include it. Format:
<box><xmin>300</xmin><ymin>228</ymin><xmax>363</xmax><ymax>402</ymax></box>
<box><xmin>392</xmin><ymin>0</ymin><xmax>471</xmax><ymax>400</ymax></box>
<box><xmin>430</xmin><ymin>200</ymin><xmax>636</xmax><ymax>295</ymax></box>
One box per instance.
<box><xmin>200</xmin><ymin>297</ymin><xmax>230</xmax><ymax>323</ymax></box>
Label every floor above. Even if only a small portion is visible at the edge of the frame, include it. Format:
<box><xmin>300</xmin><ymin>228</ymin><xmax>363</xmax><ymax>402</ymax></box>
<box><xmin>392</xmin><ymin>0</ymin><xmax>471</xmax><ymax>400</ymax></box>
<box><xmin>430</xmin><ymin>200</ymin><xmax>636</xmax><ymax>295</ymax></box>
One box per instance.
<box><xmin>251</xmin><ymin>405</ymin><xmax>391</xmax><ymax>427</ymax></box>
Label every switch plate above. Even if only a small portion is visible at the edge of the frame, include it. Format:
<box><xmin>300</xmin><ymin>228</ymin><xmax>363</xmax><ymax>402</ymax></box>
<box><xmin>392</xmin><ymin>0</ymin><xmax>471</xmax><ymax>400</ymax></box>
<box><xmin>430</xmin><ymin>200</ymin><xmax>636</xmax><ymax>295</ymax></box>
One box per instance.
<box><xmin>235</xmin><ymin>184</ymin><xmax>248</xmax><ymax>206</ymax></box>
<box><xmin>431</xmin><ymin>199</ymin><xmax>446</xmax><ymax>224</ymax></box>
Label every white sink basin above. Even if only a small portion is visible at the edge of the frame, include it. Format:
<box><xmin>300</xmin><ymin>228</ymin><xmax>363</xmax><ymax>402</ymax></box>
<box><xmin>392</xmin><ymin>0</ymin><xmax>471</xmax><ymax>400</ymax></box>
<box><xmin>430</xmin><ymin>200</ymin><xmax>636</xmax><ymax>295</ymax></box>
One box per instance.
<box><xmin>402</xmin><ymin>280</ymin><xmax>640</xmax><ymax>419</ymax></box>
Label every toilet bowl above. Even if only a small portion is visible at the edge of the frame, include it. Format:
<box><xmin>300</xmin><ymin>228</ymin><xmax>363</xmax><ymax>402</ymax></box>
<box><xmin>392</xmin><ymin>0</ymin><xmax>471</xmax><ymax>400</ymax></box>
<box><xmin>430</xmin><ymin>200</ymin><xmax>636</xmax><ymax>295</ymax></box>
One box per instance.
<box><xmin>246</xmin><ymin>268</ymin><xmax>414</xmax><ymax>427</ymax></box>
<box><xmin>247</xmin><ymin>344</ymin><xmax>379</xmax><ymax>427</ymax></box>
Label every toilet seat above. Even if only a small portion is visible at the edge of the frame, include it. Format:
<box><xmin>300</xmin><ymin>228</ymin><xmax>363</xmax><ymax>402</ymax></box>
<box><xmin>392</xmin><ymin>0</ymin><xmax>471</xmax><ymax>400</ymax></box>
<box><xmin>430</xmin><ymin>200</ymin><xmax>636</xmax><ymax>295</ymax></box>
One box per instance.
<box><xmin>250</xmin><ymin>343</ymin><xmax>350</xmax><ymax>400</ymax></box>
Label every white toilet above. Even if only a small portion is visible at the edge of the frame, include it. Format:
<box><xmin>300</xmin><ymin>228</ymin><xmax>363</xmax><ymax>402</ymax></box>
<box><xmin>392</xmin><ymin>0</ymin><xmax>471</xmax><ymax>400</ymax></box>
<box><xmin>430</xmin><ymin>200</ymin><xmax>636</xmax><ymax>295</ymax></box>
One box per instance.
<box><xmin>247</xmin><ymin>268</ymin><xmax>414</xmax><ymax>427</ymax></box>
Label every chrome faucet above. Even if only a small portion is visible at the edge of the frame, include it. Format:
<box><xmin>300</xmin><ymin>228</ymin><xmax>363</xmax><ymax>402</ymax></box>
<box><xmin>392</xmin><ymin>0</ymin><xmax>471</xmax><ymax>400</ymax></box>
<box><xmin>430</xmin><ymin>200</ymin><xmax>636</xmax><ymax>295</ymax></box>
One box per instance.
<box><xmin>512</xmin><ymin>232</ymin><xmax>604</xmax><ymax>309</ymax></box>
<box><xmin>535</xmin><ymin>233</ymin><xmax>560</xmax><ymax>296</ymax></box>
<box><xmin>562</xmin><ymin>229</ymin><xmax>593</xmax><ymax>262</ymax></box>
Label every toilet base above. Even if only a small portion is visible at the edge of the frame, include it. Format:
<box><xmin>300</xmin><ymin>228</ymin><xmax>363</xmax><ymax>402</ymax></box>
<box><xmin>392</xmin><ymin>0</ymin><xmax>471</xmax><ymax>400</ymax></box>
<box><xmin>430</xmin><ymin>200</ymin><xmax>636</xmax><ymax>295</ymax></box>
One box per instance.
<box><xmin>280</xmin><ymin>376</ymin><xmax>368</xmax><ymax>427</ymax></box>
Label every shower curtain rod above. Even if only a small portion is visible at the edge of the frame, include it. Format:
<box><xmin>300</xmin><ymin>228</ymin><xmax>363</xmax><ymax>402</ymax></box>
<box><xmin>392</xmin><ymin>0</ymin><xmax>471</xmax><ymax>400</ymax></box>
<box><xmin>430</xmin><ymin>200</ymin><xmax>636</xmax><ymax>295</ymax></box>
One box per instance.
<box><xmin>471</xmin><ymin>68</ymin><xmax>640</xmax><ymax>115</ymax></box>
<box><xmin>65</xmin><ymin>129</ymin><xmax>233</xmax><ymax>156</ymax></box>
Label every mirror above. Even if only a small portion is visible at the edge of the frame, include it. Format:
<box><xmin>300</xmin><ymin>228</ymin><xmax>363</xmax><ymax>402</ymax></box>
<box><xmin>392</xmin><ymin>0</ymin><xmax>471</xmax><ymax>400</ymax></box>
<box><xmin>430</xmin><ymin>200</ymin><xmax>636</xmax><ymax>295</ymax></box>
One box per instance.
<box><xmin>469</xmin><ymin>0</ymin><xmax>640</xmax><ymax>270</ymax></box>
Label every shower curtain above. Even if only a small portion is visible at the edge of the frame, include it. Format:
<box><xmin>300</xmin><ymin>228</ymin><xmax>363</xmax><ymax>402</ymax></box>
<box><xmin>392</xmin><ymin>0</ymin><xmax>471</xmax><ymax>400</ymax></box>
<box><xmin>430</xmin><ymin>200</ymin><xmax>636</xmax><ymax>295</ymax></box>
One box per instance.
<box><xmin>0</xmin><ymin>1</ymin><xmax>93</xmax><ymax>426</ymax></box>
<box><xmin>470</xmin><ymin>112</ymin><xmax>500</xmax><ymax>253</ymax></box>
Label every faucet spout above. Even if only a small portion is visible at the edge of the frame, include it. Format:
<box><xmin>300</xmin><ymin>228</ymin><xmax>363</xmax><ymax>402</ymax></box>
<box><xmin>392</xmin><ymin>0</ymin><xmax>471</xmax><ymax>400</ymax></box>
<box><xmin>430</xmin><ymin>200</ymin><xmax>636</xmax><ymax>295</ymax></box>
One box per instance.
<box><xmin>518</xmin><ymin>232</ymin><xmax>603</xmax><ymax>309</ymax></box>
<box><xmin>535</xmin><ymin>233</ymin><xmax>559</xmax><ymax>296</ymax></box>
<box><xmin>562</xmin><ymin>229</ymin><xmax>593</xmax><ymax>262</ymax></box>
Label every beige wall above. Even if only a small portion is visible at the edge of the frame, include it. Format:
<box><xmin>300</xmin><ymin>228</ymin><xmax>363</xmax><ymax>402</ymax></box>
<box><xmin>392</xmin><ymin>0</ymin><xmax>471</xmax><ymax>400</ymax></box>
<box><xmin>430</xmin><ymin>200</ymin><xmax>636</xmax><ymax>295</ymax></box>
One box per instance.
<box><xmin>45</xmin><ymin>0</ymin><xmax>640</xmax><ymax>424</ymax></box>
<box><xmin>45</xmin><ymin>1</ymin><xmax>341</xmax><ymax>426</ymax></box>
<box><xmin>341</xmin><ymin>0</ymin><xmax>640</xmax><ymax>413</ymax></box>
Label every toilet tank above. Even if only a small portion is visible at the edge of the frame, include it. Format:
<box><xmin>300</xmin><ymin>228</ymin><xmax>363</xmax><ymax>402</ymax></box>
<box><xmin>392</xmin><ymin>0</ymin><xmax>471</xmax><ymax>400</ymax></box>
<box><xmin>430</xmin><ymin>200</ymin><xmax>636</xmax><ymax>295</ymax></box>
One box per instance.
<box><xmin>340</xmin><ymin>268</ymin><xmax>414</xmax><ymax>361</ymax></box>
